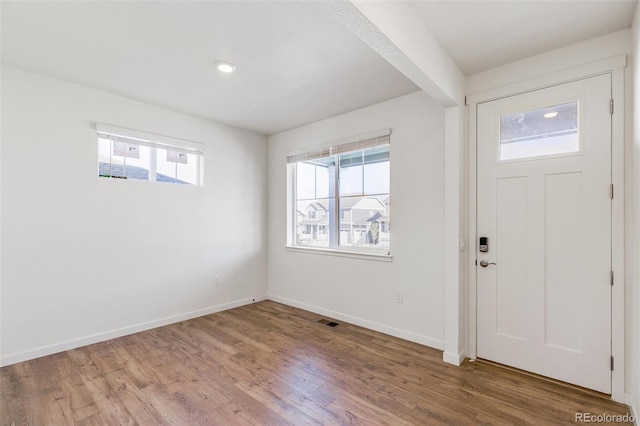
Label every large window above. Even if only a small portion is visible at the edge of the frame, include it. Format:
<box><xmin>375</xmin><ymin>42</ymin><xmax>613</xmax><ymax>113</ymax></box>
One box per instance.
<box><xmin>287</xmin><ymin>132</ymin><xmax>390</xmax><ymax>255</ymax></box>
<box><xmin>97</xmin><ymin>124</ymin><xmax>204</xmax><ymax>186</ymax></box>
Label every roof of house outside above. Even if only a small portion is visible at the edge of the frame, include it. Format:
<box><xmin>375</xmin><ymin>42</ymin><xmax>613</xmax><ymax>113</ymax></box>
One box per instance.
<box><xmin>307</xmin><ymin>202</ymin><xmax>328</xmax><ymax>212</ymax></box>
<box><xmin>300</xmin><ymin>218</ymin><xmax>329</xmax><ymax>226</ymax></box>
<box><xmin>339</xmin><ymin>196</ymin><xmax>386</xmax><ymax>210</ymax></box>
<box><xmin>298</xmin><ymin>196</ymin><xmax>389</xmax><ymax>219</ymax></box>
<box><xmin>99</xmin><ymin>162</ymin><xmax>189</xmax><ymax>184</ymax></box>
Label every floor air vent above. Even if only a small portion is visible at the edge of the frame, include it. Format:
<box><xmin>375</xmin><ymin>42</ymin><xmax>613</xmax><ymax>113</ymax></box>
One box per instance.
<box><xmin>317</xmin><ymin>319</ymin><xmax>339</xmax><ymax>327</ymax></box>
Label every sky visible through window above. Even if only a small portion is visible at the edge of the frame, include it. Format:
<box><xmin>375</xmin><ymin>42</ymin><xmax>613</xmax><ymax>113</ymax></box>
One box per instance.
<box><xmin>296</xmin><ymin>155</ymin><xmax>390</xmax><ymax>203</ymax></box>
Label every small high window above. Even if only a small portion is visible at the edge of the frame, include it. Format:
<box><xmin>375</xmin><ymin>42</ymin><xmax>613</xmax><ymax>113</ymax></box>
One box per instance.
<box><xmin>97</xmin><ymin>124</ymin><xmax>204</xmax><ymax>186</ymax></box>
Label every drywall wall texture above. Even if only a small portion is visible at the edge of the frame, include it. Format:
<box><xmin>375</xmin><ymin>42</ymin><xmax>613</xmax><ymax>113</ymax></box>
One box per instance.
<box><xmin>0</xmin><ymin>66</ymin><xmax>268</xmax><ymax>364</ymax></box>
<box><xmin>267</xmin><ymin>91</ymin><xmax>446</xmax><ymax>349</ymax></box>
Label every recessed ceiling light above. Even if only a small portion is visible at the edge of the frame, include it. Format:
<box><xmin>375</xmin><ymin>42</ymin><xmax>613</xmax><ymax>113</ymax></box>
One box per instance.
<box><xmin>544</xmin><ymin>111</ymin><xmax>558</xmax><ymax>119</ymax></box>
<box><xmin>216</xmin><ymin>61</ymin><xmax>236</xmax><ymax>73</ymax></box>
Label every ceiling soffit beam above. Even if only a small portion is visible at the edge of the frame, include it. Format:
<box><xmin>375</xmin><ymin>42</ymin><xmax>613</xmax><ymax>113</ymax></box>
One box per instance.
<box><xmin>323</xmin><ymin>1</ymin><xmax>467</xmax><ymax>365</ymax></box>
<box><xmin>321</xmin><ymin>1</ymin><xmax>465</xmax><ymax>108</ymax></box>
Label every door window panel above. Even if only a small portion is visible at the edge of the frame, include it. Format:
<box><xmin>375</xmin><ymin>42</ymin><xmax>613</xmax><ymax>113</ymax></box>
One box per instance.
<box><xmin>499</xmin><ymin>101</ymin><xmax>579</xmax><ymax>161</ymax></box>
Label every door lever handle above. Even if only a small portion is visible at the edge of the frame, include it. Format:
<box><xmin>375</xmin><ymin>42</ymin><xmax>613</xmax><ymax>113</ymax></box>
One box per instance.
<box><xmin>479</xmin><ymin>260</ymin><xmax>496</xmax><ymax>268</ymax></box>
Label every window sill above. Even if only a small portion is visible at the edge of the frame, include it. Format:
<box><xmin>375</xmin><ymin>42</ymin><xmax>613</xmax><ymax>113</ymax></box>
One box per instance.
<box><xmin>285</xmin><ymin>246</ymin><xmax>393</xmax><ymax>262</ymax></box>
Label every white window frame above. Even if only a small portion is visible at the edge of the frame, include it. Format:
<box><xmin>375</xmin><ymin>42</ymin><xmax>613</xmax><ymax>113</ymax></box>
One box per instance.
<box><xmin>286</xmin><ymin>129</ymin><xmax>392</xmax><ymax>259</ymax></box>
<box><xmin>96</xmin><ymin>123</ymin><xmax>204</xmax><ymax>186</ymax></box>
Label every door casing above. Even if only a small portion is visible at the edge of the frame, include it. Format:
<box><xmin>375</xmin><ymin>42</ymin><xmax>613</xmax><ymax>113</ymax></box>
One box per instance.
<box><xmin>466</xmin><ymin>56</ymin><xmax>626</xmax><ymax>402</ymax></box>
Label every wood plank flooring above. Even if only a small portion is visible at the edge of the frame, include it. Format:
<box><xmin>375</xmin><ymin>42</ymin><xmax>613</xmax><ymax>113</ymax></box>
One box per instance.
<box><xmin>1</xmin><ymin>301</ymin><xmax>633</xmax><ymax>425</ymax></box>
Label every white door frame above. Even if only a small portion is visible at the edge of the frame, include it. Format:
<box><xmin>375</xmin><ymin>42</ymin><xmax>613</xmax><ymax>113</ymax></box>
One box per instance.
<box><xmin>466</xmin><ymin>56</ymin><xmax>626</xmax><ymax>402</ymax></box>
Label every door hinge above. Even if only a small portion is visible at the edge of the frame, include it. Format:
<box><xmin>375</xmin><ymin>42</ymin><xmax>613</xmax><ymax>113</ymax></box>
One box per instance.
<box><xmin>610</xmin><ymin>98</ymin><xmax>614</xmax><ymax>115</ymax></box>
<box><xmin>465</xmin><ymin>95</ymin><xmax>468</xmax><ymax>106</ymax></box>
<box><xmin>610</xmin><ymin>184</ymin><xmax>614</xmax><ymax>199</ymax></box>
<box><xmin>611</xmin><ymin>270</ymin><xmax>614</xmax><ymax>286</ymax></box>
<box><xmin>611</xmin><ymin>356</ymin><xmax>614</xmax><ymax>371</ymax></box>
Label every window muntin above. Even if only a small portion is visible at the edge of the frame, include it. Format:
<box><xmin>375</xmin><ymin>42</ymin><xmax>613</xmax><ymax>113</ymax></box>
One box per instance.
<box><xmin>288</xmin><ymin>134</ymin><xmax>390</xmax><ymax>255</ymax></box>
<box><xmin>499</xmin><ymin>101</ymin><xmax>579</xmax><ymax>161</ymax></box>
<box><xmin>97</xmin><ymin>124</ymin><xmax>203</xmax><ymax>186</ymax></box>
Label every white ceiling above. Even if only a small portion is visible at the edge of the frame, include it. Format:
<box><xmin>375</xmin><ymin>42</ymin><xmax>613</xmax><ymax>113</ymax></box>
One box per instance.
<box><xmin>1</xmin><ymin>1</ymin><xmax>637</xmax><ymax>135</ymax></box>
<box><xmin>408</xmin><ymin>0</ymin><xmax>637</xmax><ymax>76</ymax></box>
<box><xmin>0</xmin><ymin>1</ymin><xmax>419</xmax><ymax>135</ymax></box>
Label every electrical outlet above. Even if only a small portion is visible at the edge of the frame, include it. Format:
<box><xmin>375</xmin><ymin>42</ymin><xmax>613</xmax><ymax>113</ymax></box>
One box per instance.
<box><xmin>396</xmin><ymin>292</ymin><xmax>403</xmax><ymax>304</ymax></box>
<box><xmin>214</xmin><ymin>275</ymin><xmax>220</xmax><ymax>285</ymax></box>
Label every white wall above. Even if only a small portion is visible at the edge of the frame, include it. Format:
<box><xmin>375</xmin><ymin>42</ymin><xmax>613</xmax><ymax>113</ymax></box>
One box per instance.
<box><xmin>467</xmin><ymin>29</ymin><xmax>632</xmax><ymax>95</ymax></box>
<box><xmin>629</xmin><ymin>2</ymin><xmax>640</xmax><ymax>418</ymax></box>
<box><xmin>267</xmin><ymin>91</ymin><xmax>446</xmax><ymax>349</ymax></box>
<box><xmin>0</xmin><ymin>66</ymin><xmax>268</xmax><ymax>365</ymax></box>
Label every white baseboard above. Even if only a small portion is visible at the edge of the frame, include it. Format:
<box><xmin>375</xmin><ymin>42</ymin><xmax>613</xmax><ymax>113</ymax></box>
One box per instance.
<box><xmin>443</xmin><ymin>350</ymin><xmax>466</xmax><ymax>366</ymax></box>
<box><xmin>267</xmin><ymin>294</ymin><xmax>444</xmax><ymax>351</ymax></box>
<box><xmin>1</xmin><ymin>296</ymin><xmax>260</xmax><ymax>367</ymax></box>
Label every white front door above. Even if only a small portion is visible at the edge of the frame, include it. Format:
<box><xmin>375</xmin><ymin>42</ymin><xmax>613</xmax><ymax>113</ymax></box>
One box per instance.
<box><xmin>476</xmin><ymin>74</ymin><xmax>612</xmax><ymax>393</ymax></box>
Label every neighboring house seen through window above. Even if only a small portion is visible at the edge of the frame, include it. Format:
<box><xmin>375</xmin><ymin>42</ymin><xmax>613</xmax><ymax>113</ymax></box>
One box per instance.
<box><xmin>97</xmin><ymin>124</ymin><xmax>204</xmax><ymax>186</ymax></box>
<box><xmin>288</xmin><ymin>131</ymin><xmax>390</xmax><ymax>255</ymax></box>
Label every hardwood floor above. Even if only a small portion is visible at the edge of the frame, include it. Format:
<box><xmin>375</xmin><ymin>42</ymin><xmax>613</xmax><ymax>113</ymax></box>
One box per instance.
<box><xmin>1</xmin><ymin>301</ymin><xmax>633</xmax><ymax>425</ymax></box>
